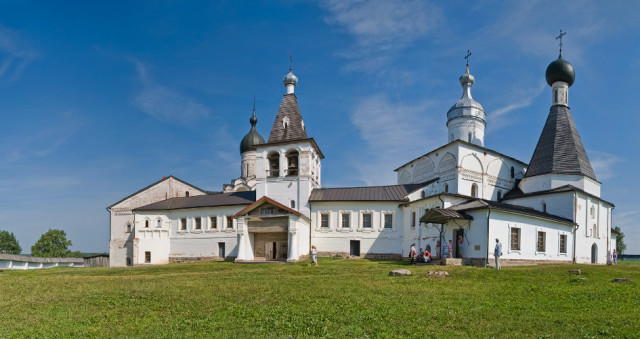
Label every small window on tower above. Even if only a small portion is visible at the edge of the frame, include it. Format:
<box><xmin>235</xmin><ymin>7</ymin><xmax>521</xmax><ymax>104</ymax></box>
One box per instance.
<box><xmin>471</xmin><ymin>184</ymin><xmax>478</xmax><ymax>198</ymax></box>
<box><xmin>444</xmin><ymin>184</ymin><xmax>449</xmax><ymax>193</ymax></box>
<box><xmin>145</xmin><ymin>220</ymin><xmax>149</xmax><ymax>228</ymax></box>
<box><xmin>290</xmin><ymin>200</ymin><xmax>295</xmax><ymax>209</ymax></box>
<box><xmin>510</xmin><ymin>166</ymin><xmax>515</xmax><ymax>179</ymax></box>
<box><xmin>268</xmin><ymin>151</ymin><xmax>280</xmax><ymax>177</ymax></box>
<box><xmin>286</xmin><ymin>150</ymin><xmax>299</xmax><ymax>176</ymax></box>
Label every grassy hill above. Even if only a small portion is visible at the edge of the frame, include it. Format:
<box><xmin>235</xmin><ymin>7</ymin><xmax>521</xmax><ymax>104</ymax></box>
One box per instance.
<box><xmin>1</xmin><ymin>259</ymin><xmax>638</xmax><ymax>337</ymax></box>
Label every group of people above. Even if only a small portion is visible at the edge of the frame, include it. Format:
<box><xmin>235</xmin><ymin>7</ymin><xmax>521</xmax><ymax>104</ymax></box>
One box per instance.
<box><xmin>409</xmin><ymin>244</ymin><xmax>432</xmax><ymax>264</ymax></box>
<box><xmin>607</xmin><ymin>249</ymin><xmax>619</xmax><ymax>265</ymax></box>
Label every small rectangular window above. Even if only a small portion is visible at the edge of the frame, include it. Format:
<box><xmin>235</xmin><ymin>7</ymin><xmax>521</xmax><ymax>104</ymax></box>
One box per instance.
<box><xmin>537</xmin><ymin>231</ymin><xmax>545</xmax><ymax>252</ymax></box>
<box><xmin>411</xmin><ymin>211</ymin><xmax>416</xmax><ymax>228</ymax></box>
<box><xmin>157</xmin><ymin>219</ymin><xmax>162</xmax><ymax>228</ymax></box>
<box><xmin>362</xmin><ymin>213</ymin><xmax>372</xmax><ymax>228</ymax></box>
<box><xmin>145</xmin><ymin>251</ymin><xmax>151</xmax><ymax>263</ymax></box>
<box><xmin>321</xmin><ymin>214</ymin><xmax>329</xmax><ymax>228</ymax></box>
<box><xmin>195</xmin><ymin>217</ymin><xmax>202</xmax><ymax>230</ymax></box>
<box><xmin>210</xmin><ymin>217</ymin><xmax>217</xmax><ymax>229</ymax></box>
<box><xmin>560</xmin><ymin>234</ymin><xmax>567</xmax><ymax>254</ymax></box>
<box><xmin>510</xmin><ymin>227</ymin><xmax>520</xmax><ymax>251</ymax></box>
<box><xmin>384</xmin><ymin>214</ymin><xmax>393</xmax><ymax>229</ymax></box>
<box><xmin>341</xmin><ymin>213</ymin><xmax>350</xmax><ymax>228</ymax></box>
<box><xmin>180</xmin><ymin>218</ymin><xmax>187</xmax><ymax>231</ymax></box>
<box><xmin>226</xmin><ymin>216</ymin><xmax>233</xmax><ymax>229</ymax></box>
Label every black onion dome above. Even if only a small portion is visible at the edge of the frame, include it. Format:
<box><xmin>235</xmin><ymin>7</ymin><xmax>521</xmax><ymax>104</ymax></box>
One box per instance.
<box><xmin>240</xmin><ymin>115</ymin><xmax>265</xmax><ymax>154</ymax></box>
<box><xmin>545</xmin><ymin>56</ymin><xmax>575</xmax><ymax>87</ymax></box>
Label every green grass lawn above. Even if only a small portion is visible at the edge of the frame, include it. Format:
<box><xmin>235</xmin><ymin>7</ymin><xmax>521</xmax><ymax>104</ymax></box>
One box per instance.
<box><xmin>1</xmin><ymin>259</ymin><xmax>638</xmax><ymax>338</ymax></box>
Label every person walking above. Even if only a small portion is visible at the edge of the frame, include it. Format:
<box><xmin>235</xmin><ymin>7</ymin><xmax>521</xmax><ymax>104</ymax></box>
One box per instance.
<box><xmin>409</xmin><ymin>243</ymin><xmax>417</xmax><ymax>265</ymax></box>
<box><xmin>457</xmin><ymin>234</ymin><xmax>464</xmax><ymax>258</ymax></box>
<box><xmin>607</xmin><ymin>250</ymin><xmax>612</xmax><ymax>265</ymax></box>
<box><xmin>494</xmin><ymin>238</ymin><xmax>502</xmax><ymax>270</ymax></box>
<box><xmin>613</xmin><ymin>249</ymin><xmax>618</xmax><ymax>265</ymax></box>
<box><xmin>309</xmin><ymin>245</ymin><xmax>318</xmax><ymax>266</ymax></box>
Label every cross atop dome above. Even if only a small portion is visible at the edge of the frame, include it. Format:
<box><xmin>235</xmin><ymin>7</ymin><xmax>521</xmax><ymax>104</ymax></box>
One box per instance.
<box><xmin>556</xmin><ymin>29</ymin><xmax>566</xmax><ymax>57</ymax></box>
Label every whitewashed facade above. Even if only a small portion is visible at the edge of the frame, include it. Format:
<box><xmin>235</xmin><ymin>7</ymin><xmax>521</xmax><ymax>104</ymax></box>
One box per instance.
<box><xmin>108</xmin><ymin>55</ymin><xmax>614</xmax><ymax>267</ymax></box>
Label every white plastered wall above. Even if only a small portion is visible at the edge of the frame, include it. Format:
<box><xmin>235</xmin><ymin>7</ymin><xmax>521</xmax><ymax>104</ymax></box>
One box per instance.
<box><xmin>108</xmin><ymin>177</ymin><xmax>206</xmax><ymax>267</ymax></box>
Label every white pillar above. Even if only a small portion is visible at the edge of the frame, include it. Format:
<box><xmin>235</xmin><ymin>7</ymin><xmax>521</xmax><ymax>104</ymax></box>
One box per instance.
<box><xmin>287</xmin><ymin>217</ymin><xmax>299</xmax><ymax>262</ymax></box>
<box><xmin>235</xmin><ymin>217</ymin><xmax>254</xmax><ymax>262</ymax></box>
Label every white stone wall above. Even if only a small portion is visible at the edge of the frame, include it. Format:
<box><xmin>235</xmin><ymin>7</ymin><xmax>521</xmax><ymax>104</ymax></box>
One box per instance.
<box><xmin>109</xmin><ymin>177</ymin><xmax>207</xmax><ymax>267</ymax></box>
<box><xmin>520</xmin><ymin>173</ymin><xmax>601</xmax><ymax>197</ymax></box>
<box><xmin>310</xmin><ymin>201</ymin><xmax>403</xmax><ymax>257</ymax></box>
<box><xmin>396</xmin><ymin>141</ymin><xmax>526</xmax><ymax>201</ymax></box>
<box><xmin>503</xmin><ymin>190</ymin><xmax>612</xmax><ymax>264</ymax></box>
<box><xmin>485</xmin><ymin>210</ymin><xmax>574</xmax><ymax>263</ymax></box>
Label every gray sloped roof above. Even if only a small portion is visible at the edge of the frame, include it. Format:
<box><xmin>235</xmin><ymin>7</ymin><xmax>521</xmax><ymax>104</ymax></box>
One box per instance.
<box><xmin>134</xmin><ymin>191</ymin><xmax>256</xmax><ymax>211</ymax></box>
<box><xmin>524</xmin><ymin>105</ymin><xmax>596</xmax><ymax>180</ymax></box>
<box><xmin>309</xmin><ymin>180</ymin><xmax>436</xmax><ymax>202</ymax></box>
<box><xmin>107</xmin><ymin>175</ymin><xmax>207</xmax><ymax>209</ymax></box>
<box><xmin>267</xmin><ymin>94</ymin><xmax>308</xmax><ymax>143</ymax></box>
<box><xmin>450</xmin><ymin>199</ymin><xmax>575</xmax><ymax>225</ymax></box>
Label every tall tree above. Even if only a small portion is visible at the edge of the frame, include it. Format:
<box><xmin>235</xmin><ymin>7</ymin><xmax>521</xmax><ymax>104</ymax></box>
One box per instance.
<box><xmin>0</xmin><ymin>230</ymin><xmax>22</xmax><ymax>254</ymax></box>
<box><xmin>614</xmin><ymin>226</ymin><xmax>626</xmax><ymax>255</ymax></box>
<box><xmin>31</xmin><ymin>229</ymin><xmax>73</xmax><ymax>257</ymax></box>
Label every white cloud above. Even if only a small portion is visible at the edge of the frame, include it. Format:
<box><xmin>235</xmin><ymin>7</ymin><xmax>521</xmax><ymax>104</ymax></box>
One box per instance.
<box><xmin>348</xmin><ymin>94</ymin><xmax>443</xmax><ymax>185</ymax></box>
<box><xmin>131</xmin><ymin>59</ymin><xmax>210</xmax><ymax>123</ymax></box>
<box><xmin>0</xmin><ymin>23</ymin><xmax>36</xmax><ymax>81</ymax></box>
<box><xmin>588</xmin><ymin>150</ymin><xmax>623</xmax><ymax>181</ymax></box>
<box><xmin>488</xmin><ymin>83</ymin><xmax>546</xmax><ymax>131</ymax></box>
<box><xmin>321</xmin><ymin>0</ymin><xmax>442</xmax><ymax>74</ymax></box>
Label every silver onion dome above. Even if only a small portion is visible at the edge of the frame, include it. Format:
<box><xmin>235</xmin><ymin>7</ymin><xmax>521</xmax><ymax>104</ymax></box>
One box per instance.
<box><xmin>283</xmin><ymin>68</ymin><xmax>298</xmax><ymax>86</ymax></box>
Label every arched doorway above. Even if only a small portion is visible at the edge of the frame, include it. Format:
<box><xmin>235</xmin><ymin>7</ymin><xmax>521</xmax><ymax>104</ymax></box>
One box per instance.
<box><xmin>591</xmin><ymin>243</ymin><xmax>598</xmax><ymax>264</ymax></box>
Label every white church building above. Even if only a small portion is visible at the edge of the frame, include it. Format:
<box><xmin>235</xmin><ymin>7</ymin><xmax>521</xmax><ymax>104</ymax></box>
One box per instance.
<box><xmin>108</xmin><ymin>50</ymin><xmax>614</xmax><ymax>267</ymax></box>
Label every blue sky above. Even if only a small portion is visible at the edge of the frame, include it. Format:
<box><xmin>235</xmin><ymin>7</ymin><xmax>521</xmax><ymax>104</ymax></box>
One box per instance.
<box><xmin>0</xmin><ymin>1</ymin><xmax>638</xmax><ymax>254</ymax></box>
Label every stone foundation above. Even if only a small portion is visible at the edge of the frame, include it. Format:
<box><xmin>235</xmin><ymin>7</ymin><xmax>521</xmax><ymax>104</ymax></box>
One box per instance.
<box><xmin>169</xmin><ymin>256</ymin><xmax>234</xmax><ymax>264</ymax></box>
<box><xmin>317</xmin><ymin>251</ymin><xmax>402</xmax><ymax>260</ymax></box>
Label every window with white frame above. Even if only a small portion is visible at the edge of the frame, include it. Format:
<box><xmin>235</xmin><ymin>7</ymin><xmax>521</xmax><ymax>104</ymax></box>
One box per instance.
<box><xmin>226</xmin><ymin>216</ymin><xmax>233</xmax><ymax>229</ymax></box>
<box><xmin>559</xmin><ymin>234</ymin><xmax>567</xmax><ymax>254</ymax></box>
<box><xmin>210</xmin><ymin>216</ymin><xmax>217</xmax><ymax>229</ymax></box>
<box><xmin>145</xmin><ymin>251</ymin><xmax>151</xmax><ymax>263</ymax></box>
<box><xmin>145</xmin><ymin>220</ymin><xmax>149</xmax><ymax>228</ymax></box>
<box><xmin>362</xmin><ymin>213</ymin><xmax>372</xmax><ymax>228</ymax></box>
<box><xmin>341</xmin><ymin>213</ymin><xmax>350</xmax><ymax>228</ymax></box>
<box><xmin>384</xmin><ymin>213</ymin><xmax>393</xmax><ymax>229</ymax></box>
<box><xmin>195</xmin><ymin>217</ymin><xmax>202</xmax><ymax>230</ymax></box>
<box><xmin>320</xmin><ymin>214</ymin><xmax>329</xmax><ymax>228</ymax></box>
<box><xmin>510</xmin><ymin>227</ymin><xmax>521</xmax><ymax>251</ymax></box>
<box><xmin>126</xmin><ymin>223</ymin><xmax>132</xmax><ymax>233</ymax></box>
<box><xmin>157</xmin><ymin>219</ymin><xmax>162</xmax><ymax>228</ymax></box>
<box><xmin>180</xmin><ymin>218</ymin><xmax>187</xmax><ymax>231</ymax></box>
<box><xmin>537</xmin><ymin>231</ymin><xmax>546</xmax><ymax>252</ymax></box>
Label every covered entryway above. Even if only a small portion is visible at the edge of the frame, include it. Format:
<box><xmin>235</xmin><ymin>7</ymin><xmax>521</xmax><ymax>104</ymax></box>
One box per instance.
<box><xmin>254</xmin><ymin>232</ymin><xmax>288</xmax><ymax>261</ymax></box>
<box><xmin>591</xmin><ymin>243</ymin><xmax>598</xmax><ymax>264</ymax></box>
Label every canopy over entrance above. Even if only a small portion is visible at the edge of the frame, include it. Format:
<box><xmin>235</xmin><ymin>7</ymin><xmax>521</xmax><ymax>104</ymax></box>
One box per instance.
<box><xmin>420</xmin><ymin>207</ymin><xmax>472</xmax><ymax>224</ymax></box>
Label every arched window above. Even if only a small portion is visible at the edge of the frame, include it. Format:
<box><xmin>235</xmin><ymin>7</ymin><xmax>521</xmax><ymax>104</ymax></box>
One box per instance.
<box><xmin>145</xmin><ymin>220</ymin><xmax>149</xmax><ymax>228</ymax></box>
<box><xmin>542</xmin><ymin>202</ymin><xmax>547</xmax><ymax>213</ymax></box>
<box><xmin>290</xmin><ymin>200</ymin><xmax>295</xmax><ymax>209</ymax></box>
<box><xmin>268</xmin><ymin>151</ymin><xmax>280</xmax><ymax>177</ymax></box>
<box><xmin>471</xmin><ymin>184</ymin><xmax>478</xmax><ymax>198</ymax></box>
<box><xmin>510</xmin><ymin>166</ymin><xmax>515</xmax><ymax>179</ymax></box>
<box><xmin>126</xmin><ymin>223</ymin><xmax>132</xmax><ymax>233</ymax></box>
<box><xmin>157</xmin><ymin>219</ymin><xmax>162</xmax><ymax>228</ymax></box>
<box><xmin>444</xmin><ymin>184</ymin><xmax>449</xmax><ymax>193</ymax></box>
<box><xmin>185</xmin><ymin>191</ymin><xmax>190</xmax><ymax>197</ymax></box>
<box><xmin>286</xmin><ymin>150</ymin><xmax>299</xmax><ymax>176</ymax></box>
<box><xmin>497</xmin><ymin>190</ymin><xmax>502</xmax><ymax>201</ymax></box>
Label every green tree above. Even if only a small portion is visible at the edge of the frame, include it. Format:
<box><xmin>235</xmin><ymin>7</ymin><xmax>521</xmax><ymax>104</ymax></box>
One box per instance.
<box><xmin>0</xmin><ymin>230</ymin><xmax>22</xmax><ymax>254</ymax></box>
<box><xmin>31</xmin><ymin>229</ymin><xmax>73</xmax><ymax>257</ymax></box>
<box><xmin>614</xmin><ymin>226</ymin><xmax>626</xmax><ymax>255</ymax></box>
